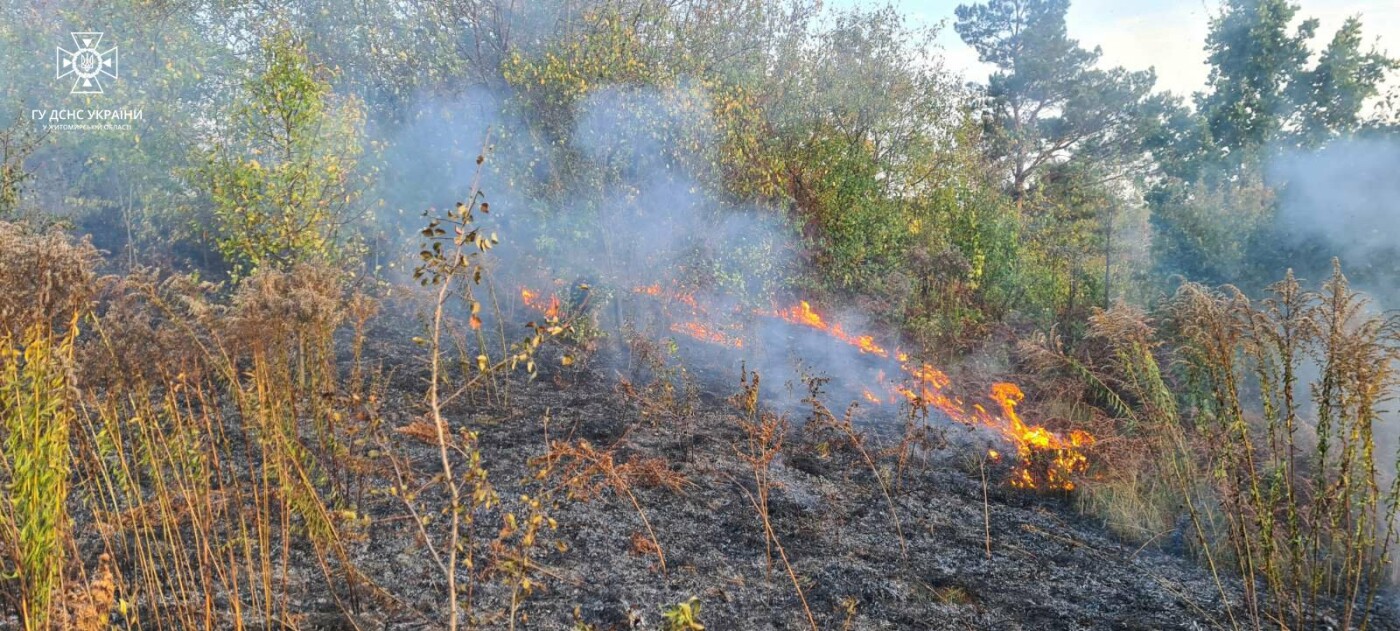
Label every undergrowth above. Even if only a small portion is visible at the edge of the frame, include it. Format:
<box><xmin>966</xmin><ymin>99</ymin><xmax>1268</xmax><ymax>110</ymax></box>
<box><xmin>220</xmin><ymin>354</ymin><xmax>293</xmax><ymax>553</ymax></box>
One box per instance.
<box><xmin>0</xmin><ymin>140</ymin><xmax>574</xmax><ymax>628</ymax></box>
<box><xmin>2</xmin><ymin>183</ymin><xmax>1397</xmax><ymax>630</ymax></box>
<box><xmin>1025</xmin><ymin>263</ymin><xmax>1400</xmax><ymax>629</ymax></box>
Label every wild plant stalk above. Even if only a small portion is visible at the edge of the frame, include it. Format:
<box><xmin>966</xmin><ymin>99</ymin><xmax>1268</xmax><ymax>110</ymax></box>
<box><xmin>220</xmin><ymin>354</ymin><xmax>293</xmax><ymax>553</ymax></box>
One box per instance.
<box><xmin>420</xmin><ymin>133</ymin><xmax>493</xmax><ymax>631</ymax></box>
<box><xmin>980</xmin><ymin>454</ymin><xmax>992</xmax><ymax>560</ymax></box>
<box><xmin>1028</xmin><ymin>280</ymin><xmax>1399</xmax><ymax>630</ymax></box>
<box><xmin>0</xmin><ymin>322</ymin><xmax>77</xmax><ymax>629</ymax></box>
<box><xmin>532</xmin><ymin>435</ymin><xmax>673</xmax><ymax>574</ymax></box>
<box><xmin>892</xmin><ymin>408</ymin><xmax>939</xmax><ymax>496</ymax></box>
<box><xmin>732</xmin><ymin>370</ymin><xmax>819</xmax><ymax>631</ymax></box>
<box><xmin>413</xmin><ymin>132</ymin><xmax>559</xmax><ymax>628</ymax></box>
<box><xmin>1306</xmin><ymin>265</ymin><xmax>1398</xmax><ymax>630</ymax></box>
<box><xmin>1164</xmin><ymin>264</ymin><xmax>1400</xmax><ymax>630</ymax></box>
<box><xmin>232</xmin><ymin>334</ymin><xmax>365</xmax><ymax>619</ymax></box>
<box><xmin>57</xmin><ymin>266</ymin><xmax>391</xmax><ymax>630</ymax></box>
<box><xmin>802</xmin><ymin>378</ymin><xmax>907</xmax><ymax>562</ymax></box>
<box><xmin>75</xmin><ymin>356</ymin><xmax>244</xmax><ymax>628</ymax></box>
<box><xmin>0</xmin><ymin>221</ymin><xmax>407</xmax><ymax>629</ymax></box>
<box><xmin>493</xmin><ymin>490</ymin><xmax>558</xmax><ymax>631</ymax></box>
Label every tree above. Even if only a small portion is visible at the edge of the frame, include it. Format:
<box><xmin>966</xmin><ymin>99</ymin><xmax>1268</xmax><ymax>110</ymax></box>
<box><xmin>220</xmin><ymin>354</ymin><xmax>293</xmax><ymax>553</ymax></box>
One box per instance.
<box><xmin>1196</xmin><ymin>0</ymin><xmax>1316</xmax><ymax>165</ymax></box>
<box><xmin>954</xmin><ymin>0</ymin><xmax>1155</xmax><ymax>330</ymax></box>
<box><xmin>777</xmin><ymin>7</ymin><xmax>965</xmax><ymax>290</ymax></box>
<box><xmin>198</xmin><ymin>34</ymin><xmax>372</xmax><ymax>276</ymax></box>
<box><xmin>0</xmin><ymin>118</ymin><xmax>43</xmax><ymax>219</ymax></box>
<box><xmin>1146</xmin><ymin>0</ymin><xmax>1396</xmax><ymax>289</ymax></box>
<box><xmin>1194</xmin><ymin>0</ymin><xmax>1393</xmax><ymax>158</ymax></box>
<box><xmin>954</xmin><ymin>0</ymin><xmax>1155</xmax><ymax>202</ymax></box>
<box><xmin>1292</xmin><ymin>17</ymin><xmax>1397</xmax><ymax>147</ymax></box>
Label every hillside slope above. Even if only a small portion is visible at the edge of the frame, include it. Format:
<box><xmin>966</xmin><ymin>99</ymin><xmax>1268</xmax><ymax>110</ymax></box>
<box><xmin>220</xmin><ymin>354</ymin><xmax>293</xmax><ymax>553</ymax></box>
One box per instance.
<box><xmin>330</xmin><ymin>333</ymin><xmax>1389</xmax><ymax>630</ymax></box>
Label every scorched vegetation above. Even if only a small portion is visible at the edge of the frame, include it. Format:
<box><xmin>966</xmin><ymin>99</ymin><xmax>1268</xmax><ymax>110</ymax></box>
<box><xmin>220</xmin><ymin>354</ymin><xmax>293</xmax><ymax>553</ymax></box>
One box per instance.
<box><xmin>2</xmin><ymin>0</ymin><xmax>1400</xmax><ymax>629</ymax></box>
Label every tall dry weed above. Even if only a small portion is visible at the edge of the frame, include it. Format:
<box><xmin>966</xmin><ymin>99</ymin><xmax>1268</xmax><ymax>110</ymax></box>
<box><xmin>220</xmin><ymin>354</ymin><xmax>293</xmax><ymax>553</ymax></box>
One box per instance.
<box><xmin>0</xmin><ymin>221</ymin><xmax>100</xmax><ymax>340</ymax></box>
<box><xmin>1029</xmin><ymin>264</ymin><xmax>1400</xmax><ymax>630</ymax></box>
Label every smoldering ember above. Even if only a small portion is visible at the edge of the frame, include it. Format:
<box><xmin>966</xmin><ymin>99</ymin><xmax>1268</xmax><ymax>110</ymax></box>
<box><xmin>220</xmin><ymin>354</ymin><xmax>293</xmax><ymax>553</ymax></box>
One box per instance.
<box><xmin>2</xmin><ymin>0</ymin><xmax>1400</xmax><ymax>629</ymax></box>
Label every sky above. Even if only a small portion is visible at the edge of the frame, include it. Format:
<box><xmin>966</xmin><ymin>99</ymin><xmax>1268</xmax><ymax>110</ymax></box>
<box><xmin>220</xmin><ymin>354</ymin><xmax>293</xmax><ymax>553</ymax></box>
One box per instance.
<box><xmin>843</xmin><ymin>0</ymin><xmax>1400</xmax><ymax>98</ymax></box>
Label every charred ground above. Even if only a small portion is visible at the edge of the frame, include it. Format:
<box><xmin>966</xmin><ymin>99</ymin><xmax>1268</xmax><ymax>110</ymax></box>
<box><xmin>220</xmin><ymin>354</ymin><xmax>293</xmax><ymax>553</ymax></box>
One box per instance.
<box><xmin>251</xmin><ymin>317</ymin><xmax>1392</xmax><ymax>631</ymax></box>
<box><xmin>0</xmin><ymin>231</ymin><xmax>1393</xmax><ymax>630</ymax></box>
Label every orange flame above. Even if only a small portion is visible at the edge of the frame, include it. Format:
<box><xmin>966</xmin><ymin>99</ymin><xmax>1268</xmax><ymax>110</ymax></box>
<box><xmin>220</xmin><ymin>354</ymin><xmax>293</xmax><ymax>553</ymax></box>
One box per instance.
<box><xmin>623</xmin><ymin>286</ymin><xmax>1094</xmax><ymax>490</ymax></box>
<box><xmin>671</xmin><ymin>321</ymin><xmax>744</xmax><ymax>348</ymax></box>
<box><xmin>982</xmin><ymin>383</ymin><xmax>1094</xmax><ymax>490</ymax></box>
<box><xmin>770</xmin><ymin>299</ymin><xmax>1093</xmax><ymax>491</ymax></box>
<box><xmin>767</xmin><ymin>301</ymin><xmax>889</xmax><ymax>357</ymax></box>
<box><xmin>632</xmin><ymin>285</ymin><xmax>742</xmax><ymax>347</ymax></box>
<box><xmin>520</xmin><ymin>287</ymin><xmax>561</xmax><ymax>319</ymax></box>
<box><xmin>633</xmin><ymin>284</ymin><xmax>702</xmax><ymax>310</ymax></box>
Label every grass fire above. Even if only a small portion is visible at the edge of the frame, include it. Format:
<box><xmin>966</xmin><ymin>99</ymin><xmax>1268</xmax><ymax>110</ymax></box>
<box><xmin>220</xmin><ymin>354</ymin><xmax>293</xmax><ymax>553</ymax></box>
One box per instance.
<box><xmin>625</xmin><ymin>286</ymin><xmax>1096</xmax><ymax>490</ymax></box>
<box><xmin>2</xmin><ymin>0</ymin><xmax>1400</xmax><ymax>629</ymax></box>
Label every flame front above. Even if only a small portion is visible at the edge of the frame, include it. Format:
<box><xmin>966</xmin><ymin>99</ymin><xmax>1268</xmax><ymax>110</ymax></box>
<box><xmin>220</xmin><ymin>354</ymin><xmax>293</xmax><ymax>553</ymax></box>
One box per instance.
<box><xmin>768</xmin><ymin>301</ymin><xmax>890</xmax><ymax>357</ymax></box>
<box><xmin>983</xmin><ymin>383</ymin><xmax>1093</xmax><ymax>490</ymax></box>
<box><xmin>622</xmin><ymin>285</ymin><xmax>1094</xmax><ymax>490</ymax></box>
<box><xmin>671</xmin><ymin>321</ymin><xmax>744</xmax><ymax>348</ymax></box>
<box><xmin>767</xmin><ymin>299</ymin><xmax>1094</xmax><ymax>489</ymax></box>
<box><xmin>887</xmin><ymin>364</ymin><xmax>1092</xmax><ymax>489</ymax></box>
<box><xmin>633</xmin><ymin>284</ymin><xmax>744</xmax><ymax>348</ymax></box>
<box><xmin>520</xmin><ymin>287</ymin><xmax>561</xmax><ymax>319</ymax></box>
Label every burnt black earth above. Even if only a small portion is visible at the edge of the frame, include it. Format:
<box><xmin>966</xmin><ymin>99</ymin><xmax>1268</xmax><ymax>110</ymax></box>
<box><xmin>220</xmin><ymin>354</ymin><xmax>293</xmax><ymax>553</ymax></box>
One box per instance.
<box><xmin>291</xmin><ymin>319</ymin><xmax>1396</xmax><ymax>631</ymax></box>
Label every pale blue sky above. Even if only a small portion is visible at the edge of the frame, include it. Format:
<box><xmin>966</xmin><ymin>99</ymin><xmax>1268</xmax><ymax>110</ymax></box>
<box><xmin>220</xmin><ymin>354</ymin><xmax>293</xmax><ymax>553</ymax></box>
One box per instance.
<box><xmin>833</xmin><ymin>0</ymin><xmax>1400</xmax><ymax>97</ymax></box>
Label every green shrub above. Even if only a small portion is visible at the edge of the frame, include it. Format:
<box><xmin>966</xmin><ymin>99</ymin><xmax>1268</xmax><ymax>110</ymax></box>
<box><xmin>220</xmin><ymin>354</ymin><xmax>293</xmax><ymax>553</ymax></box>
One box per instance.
<box><xmin>198</xmin><ymin>33</ymin><xmax>371</xmax><ymax>277</ymax></box>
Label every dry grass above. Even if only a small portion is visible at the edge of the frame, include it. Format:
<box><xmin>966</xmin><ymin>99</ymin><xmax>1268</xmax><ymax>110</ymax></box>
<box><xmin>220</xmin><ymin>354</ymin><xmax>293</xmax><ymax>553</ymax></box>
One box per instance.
<box><xmin>800</xmin><ymin>375</ymin><xmax>909</xmax><ymax>562</ymax></box>
<box><xmin>0</xmin><ymin>143</ymin><xmax>570</xmax><ymax>629</ymax></box>
<box><xmin>1024</xmin><ymin>264</ymin><xmax>1400</xmax><ymax>630</ymax></box>
<box><xmin>728</xmin><ymin>369</ymin><xmax>819</xmax><ymax>631</ymax></box>
<box><xmin>531</xmin><ymin>434</ymin><xmax>681</xmax><ymax>573</ymax></box>
<box><xmin>6</xmin><ymin>205</ymin><xmax>1393</xmax><ymax>630</ymax></box>
<box><xmin>0</xmin><ymin>221</ymin><xmax>100</xmax><ymax>340</ymax></box>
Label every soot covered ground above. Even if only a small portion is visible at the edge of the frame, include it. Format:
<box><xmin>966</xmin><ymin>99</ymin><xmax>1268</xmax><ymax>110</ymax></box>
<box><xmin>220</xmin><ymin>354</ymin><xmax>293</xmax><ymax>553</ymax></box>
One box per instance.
<box><xmin>303</xmin><ymin>327</ymin><xmax>1396</xmax><ymax>631</ymax></box>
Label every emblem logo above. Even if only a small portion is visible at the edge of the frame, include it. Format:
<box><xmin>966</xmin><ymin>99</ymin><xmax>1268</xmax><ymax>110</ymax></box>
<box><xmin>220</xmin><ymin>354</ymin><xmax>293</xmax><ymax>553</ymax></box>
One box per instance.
<box><xmin>57</xmin><ymin>32</ymin><xmax>118</xmax><ymax>95</ymax></box>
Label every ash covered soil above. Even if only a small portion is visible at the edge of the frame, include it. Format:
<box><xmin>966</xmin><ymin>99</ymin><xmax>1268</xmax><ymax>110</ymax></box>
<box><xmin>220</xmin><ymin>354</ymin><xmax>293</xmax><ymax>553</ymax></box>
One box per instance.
<box><xmin>299</xmin><ymin>326</ymin><xmax>1397</xmax><ymax>631</ymax></box>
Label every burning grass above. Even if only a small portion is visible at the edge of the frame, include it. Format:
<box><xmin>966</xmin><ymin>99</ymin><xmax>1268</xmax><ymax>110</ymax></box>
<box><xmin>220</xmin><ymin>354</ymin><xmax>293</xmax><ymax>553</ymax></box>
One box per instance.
<box><xmin>613</xmin><ymin>281</ymin><xmax>1096</xmax><ymax>491</ymax></box>
<box><xmin>0</xmin><ymin>215</ymin><xmax>1377</xmax><ymax>629</ymax></box>
<box><xmin>0</xmin><ymin>202</ymin><xmax>1389</xmax><ymax>630</ymax></box>
<box><xmin>520</xmin><ymin>287</ymin><xmax>561</xmax><ymax>320</ymax></box>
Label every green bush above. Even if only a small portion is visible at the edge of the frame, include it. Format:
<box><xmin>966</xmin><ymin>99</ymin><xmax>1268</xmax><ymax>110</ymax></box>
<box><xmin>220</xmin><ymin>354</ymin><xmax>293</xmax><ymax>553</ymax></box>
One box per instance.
<box><xmin>197</xmin><ymin>33</ymin><xmax>371</xmax><ymax>277</ymax></box>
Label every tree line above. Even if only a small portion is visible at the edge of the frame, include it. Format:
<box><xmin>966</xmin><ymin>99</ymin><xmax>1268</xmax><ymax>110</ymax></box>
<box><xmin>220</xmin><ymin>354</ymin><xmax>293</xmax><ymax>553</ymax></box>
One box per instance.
<box><xmin>0</xmin><ymin>0</ymin><xmax>1394</xmax><ymax>348</ymax></box>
